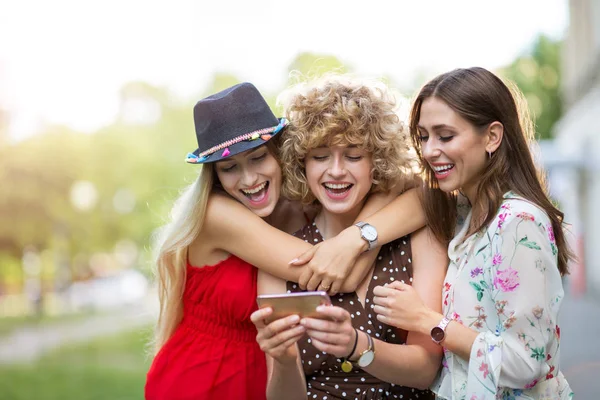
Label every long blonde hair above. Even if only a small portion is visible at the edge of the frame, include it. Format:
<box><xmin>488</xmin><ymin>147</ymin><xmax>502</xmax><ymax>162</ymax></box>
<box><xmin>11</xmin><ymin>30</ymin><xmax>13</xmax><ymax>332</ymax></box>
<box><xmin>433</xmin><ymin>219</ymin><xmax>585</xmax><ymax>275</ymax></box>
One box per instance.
<box><xmin>152</xmin><ymin>164</ymin><xmax>213</xmax><ymax>352</ymax></box>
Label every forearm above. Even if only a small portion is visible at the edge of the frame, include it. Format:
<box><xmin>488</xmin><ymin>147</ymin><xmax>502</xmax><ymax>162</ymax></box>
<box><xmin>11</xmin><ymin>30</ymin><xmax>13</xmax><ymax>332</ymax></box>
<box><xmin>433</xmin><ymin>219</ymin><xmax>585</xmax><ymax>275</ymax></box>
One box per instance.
<box><xmin>338</xmin><ymin>190</ymin><xmax>408</xmax><ymax>290</ymax></box>
<box><xmin>267</xmin><ymin>356</ymin><xmax>306</xmax><ymax>400</ymax></box>
<box><xmin>363</xmin><ymin>188</ymin><xmax>426</xmax><ymax>245</ymax></box>
<box><xmin>353</xmin><ymin>331</ymin><xmax>441</xmax><ymax>390</ymax></box>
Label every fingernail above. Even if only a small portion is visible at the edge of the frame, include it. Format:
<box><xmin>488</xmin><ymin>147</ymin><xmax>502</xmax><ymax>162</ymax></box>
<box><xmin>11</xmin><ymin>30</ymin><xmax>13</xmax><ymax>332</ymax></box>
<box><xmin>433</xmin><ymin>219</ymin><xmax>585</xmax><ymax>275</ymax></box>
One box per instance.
<box><xmin>288</xmin><ymin>258</ymin><xmax>299</xmax><ymax>265</ymax></box>
<box><xmin>316</xmin><ymin>306</ymin><xmax>326</xmax><ymax>312</ymax></box>
<box><xmin>290</xmin><ymin>315</ymin><xmax>299</xmax><ymax>323</ymax></box>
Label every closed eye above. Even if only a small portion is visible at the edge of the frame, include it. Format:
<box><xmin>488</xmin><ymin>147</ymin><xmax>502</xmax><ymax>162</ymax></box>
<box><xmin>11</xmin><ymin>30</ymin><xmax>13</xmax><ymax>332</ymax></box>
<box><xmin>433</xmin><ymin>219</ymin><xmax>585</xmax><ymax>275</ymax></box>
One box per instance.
<box><xmin>252</xmin><ymin>153</ymin><xmax>267</xmax><ymax>162</ymax></box>
<box><xmin>346</xmin><ymin>155</ymin><xmax>363</xmax><ymax>161</ymax></box>
<box><xmin>439</xmin><ymin>136</ymin><xmax>454</xmax><ymax>143</ymax></box>
<box><xmin>220</xmin><ymin>164</ymin><xmax>237</xmax><ymax>172</ymax></box>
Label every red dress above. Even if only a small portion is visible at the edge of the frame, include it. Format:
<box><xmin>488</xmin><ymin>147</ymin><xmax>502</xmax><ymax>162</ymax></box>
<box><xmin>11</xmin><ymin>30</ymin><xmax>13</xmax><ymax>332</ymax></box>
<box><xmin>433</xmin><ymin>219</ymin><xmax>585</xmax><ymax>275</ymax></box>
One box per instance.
<box><xmin>145</xmin><ymin>256</ymin><xmax>267</xmax><ymax>400</ymax></box>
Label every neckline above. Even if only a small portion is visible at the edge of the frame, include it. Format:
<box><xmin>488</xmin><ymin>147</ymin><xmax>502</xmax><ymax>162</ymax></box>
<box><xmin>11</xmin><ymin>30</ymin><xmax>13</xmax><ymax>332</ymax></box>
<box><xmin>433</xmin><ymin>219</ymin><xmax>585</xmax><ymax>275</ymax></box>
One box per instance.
<box><xmin>187</xmin><ymin>255</ymin><xmax>235</xmax><ymax>272</ymax></box>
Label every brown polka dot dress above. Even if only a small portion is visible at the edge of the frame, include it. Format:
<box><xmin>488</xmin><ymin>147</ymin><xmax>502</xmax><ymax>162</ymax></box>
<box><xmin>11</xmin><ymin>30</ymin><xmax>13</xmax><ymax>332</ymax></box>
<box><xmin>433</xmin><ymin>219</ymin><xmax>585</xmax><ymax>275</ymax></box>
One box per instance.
<box><xmin>287</xmin><ymin>222</ymin><xmax>435</xmax><ymax>400</ymax></box>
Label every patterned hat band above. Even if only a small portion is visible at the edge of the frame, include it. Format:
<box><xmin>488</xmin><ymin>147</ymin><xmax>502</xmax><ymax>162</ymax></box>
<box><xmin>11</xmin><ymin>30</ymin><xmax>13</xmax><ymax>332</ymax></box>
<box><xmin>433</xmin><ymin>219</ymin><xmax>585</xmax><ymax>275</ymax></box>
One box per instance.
<box><xmin>186</xmin><ymin>118</ymin><xmax>288</xmax><ymax>164</ymax></box>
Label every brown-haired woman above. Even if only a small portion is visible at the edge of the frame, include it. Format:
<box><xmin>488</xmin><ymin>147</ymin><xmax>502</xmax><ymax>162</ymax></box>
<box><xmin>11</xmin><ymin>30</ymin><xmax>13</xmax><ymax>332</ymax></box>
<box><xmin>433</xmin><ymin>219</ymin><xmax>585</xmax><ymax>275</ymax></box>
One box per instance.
<box><xmin>364</xmin><ymin>67</ymin><xmax>573</xmax><ymax>399</ymax></box>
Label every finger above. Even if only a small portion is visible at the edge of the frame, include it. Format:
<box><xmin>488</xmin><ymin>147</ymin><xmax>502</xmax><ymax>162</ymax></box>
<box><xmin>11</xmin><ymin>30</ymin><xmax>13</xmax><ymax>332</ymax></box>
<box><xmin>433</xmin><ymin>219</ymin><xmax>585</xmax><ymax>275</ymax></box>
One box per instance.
<box><xmin>387</xmin><ymin>280</ymin><xmax>409</xmax><ymax>291</ymax></box>
<box><xmin>305</xmin><ymin>329</ymin><xmax>351</xmax><ymax>347</ymax></box>
<box><xmin>373</xmin><ymin>304</ymin><xmax>391</xmax><ymax>317</ymax></box>
<box><xmin>312</xmin><ymin>305</ymin><xmax>350</xmax><ymax>323</ymax></box>
<box><xmin>262</xmin><ymin>324</ymin><xmax>306</xmax><ymax>348</ymax></box>
<box><xmin>373</xmin><ymin>284</ymin><xmax>396</xmax><ymax>297</ymax></box>
<box><xmin>263</xmin><ymin>314</ymin><xmax>301</xmax><ymax>338</ymax></box>
<box><xmin>305</xmin><ymin>273</ymin><xmax>324</xmax><ymax>291</ymax></box>
<box><xmin>317</xmin><ymin>279</ymin><xmax>333</xmax><ymax>293</ymax></box>
<box><xmin>329</xmin><ymin>280</ymin><xmax>341</xmax><ymax>296</ymax></box>
<box><xmin>250</xmin><ymin>307</ymin><xmax>273</xmax><ymax>327</ymax></box>
<box><xmin>273</xmin><ymin>332</ymin><xmax>305</xmax><ymax>353</ymax></box>
<box><xmin>375</xmin><ymin>314</ymin><xmax>389</xmax><ymax>324</ymax></box>
<box><xmin>298</xmin><ymin>269</ymin><xmax>312</xmax><ymax>290</ymax></box>
<box><xmin>289</xmin><ymin>245</ymin><xmax>318</xmax><ymax>266</ymax></box>
<box><xmin>308</xmin><ymin>337</ymin><xmax>348</xmax><ymax>357</ymax></box>
<box><xmin>372</xmin><ymin>294</ymin><xmax>394</xmax><ymax>307</ymax></box>
<box><xmin>300</xmin><ymin>316</ymin><xmax>343</xmax><ymax>333</ymax></box>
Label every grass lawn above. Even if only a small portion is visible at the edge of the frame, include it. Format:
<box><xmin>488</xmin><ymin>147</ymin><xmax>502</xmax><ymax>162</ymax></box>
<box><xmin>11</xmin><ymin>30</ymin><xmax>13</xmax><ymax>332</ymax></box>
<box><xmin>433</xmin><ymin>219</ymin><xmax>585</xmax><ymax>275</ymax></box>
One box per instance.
<box><xmin>0</xmin><ymin>326</ymin><xmax>153</xmax><ymax>400</ymax></box>
<box><xmin>0</xmin><ymin>312</ymin><xmax>94</xmax><ymax>338</ymax></box>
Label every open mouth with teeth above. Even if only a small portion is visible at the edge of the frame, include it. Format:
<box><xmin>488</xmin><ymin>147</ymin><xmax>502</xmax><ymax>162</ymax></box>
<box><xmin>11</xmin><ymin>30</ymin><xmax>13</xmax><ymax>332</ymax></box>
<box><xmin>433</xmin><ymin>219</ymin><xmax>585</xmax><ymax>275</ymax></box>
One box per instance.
<box><xmin>432</xmin><ymin>164</ymin><xmax>454</xmax><ymax>177</ymax></box>
<box><xmin>240</xmin><ymin>181</ymin><xmax>269</xmax><ymax>203</ymax></box>
<box><xmin>322</xmin><ymin>182</ymin><xmax>353</xmax><ymax>197</ymax></box>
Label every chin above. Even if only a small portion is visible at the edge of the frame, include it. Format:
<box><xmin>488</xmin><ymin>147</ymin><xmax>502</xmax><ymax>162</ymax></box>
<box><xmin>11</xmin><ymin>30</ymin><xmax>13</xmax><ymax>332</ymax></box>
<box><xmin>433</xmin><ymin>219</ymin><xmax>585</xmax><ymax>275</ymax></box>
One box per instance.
<box><xmin>321</xmin><ymin>203</ymin><xmax>355</xmax><ymax>215</ymax></box>
<box><xmin>252</xmin><ymin>202</ymin><xmax>276</xmax><ymax>218</ymax></box>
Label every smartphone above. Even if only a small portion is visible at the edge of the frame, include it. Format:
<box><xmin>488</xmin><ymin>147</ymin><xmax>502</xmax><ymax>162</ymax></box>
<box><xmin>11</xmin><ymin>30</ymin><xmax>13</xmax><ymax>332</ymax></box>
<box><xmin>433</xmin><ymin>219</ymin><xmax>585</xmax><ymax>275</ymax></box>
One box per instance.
<box><xmin>256</xmin><ymin>291</ymin><xmax>332</xmax><ymax>324</ymax></box>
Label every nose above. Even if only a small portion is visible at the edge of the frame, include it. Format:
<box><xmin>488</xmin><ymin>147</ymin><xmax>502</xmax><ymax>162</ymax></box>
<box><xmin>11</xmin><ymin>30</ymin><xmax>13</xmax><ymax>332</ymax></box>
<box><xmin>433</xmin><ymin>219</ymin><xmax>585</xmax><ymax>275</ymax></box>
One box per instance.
<box><xmin>328</xmin><ymin>154</ymin><xmax>346</xmax><ymax>178</ymax></box>
<box><xmin>421</xmin><ymin>139</ymin><xmax>441</xmax><ymax>162</ymax></box>
<box><xmin>240</xmin><ymin>166</ymin><xmax>259</xmax><ymax>187</ymax></box>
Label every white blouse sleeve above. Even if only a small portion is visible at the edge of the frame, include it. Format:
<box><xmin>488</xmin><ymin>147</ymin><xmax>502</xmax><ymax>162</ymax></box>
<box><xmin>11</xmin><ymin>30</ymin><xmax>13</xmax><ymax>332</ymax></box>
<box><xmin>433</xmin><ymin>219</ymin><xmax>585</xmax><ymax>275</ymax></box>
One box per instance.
<box><xmin>465</xmin><ymin>209</ymin><xmax>561</xmax><ymax>397</ymax></box>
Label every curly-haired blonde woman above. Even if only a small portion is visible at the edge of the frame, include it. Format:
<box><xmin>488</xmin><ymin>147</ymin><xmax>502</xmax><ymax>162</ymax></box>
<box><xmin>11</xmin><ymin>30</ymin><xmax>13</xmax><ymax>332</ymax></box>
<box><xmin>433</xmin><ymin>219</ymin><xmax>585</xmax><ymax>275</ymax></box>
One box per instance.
<box><xmin>251</xmin><ymin>76</ymin><xmax>448</xmax><ymax>400</ymax></box>
<box><xmin>145</xmin><ymin>82</ymin><xmax>427</xmax><ymax>400</ymax></box>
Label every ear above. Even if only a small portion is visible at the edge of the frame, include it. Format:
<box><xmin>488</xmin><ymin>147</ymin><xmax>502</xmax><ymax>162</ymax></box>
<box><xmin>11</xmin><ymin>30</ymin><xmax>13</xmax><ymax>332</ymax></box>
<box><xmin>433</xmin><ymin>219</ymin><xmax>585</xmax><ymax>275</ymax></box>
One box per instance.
<box><xmin>486</xmin><ymin>121</ymin><xmax>503</xmax><ymax>153</ymax></box>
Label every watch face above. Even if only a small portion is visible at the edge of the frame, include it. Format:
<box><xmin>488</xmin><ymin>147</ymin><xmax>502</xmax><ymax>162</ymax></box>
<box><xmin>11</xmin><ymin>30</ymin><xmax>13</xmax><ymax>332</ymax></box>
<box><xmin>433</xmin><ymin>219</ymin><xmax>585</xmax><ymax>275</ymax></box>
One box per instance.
<box><xmin>431</xmin><ymin>326</ymin><xmax>445</xmax><ymax>343</ymax></box>
<box><xmin>358</xmin><ymin>350</ymin><xmax>375</xmax><ymax>368</ymax></box>
<box><xmin>362</xmin><ymin>225</ymin><xmax>377</xmax><ymax>241</ymax></box>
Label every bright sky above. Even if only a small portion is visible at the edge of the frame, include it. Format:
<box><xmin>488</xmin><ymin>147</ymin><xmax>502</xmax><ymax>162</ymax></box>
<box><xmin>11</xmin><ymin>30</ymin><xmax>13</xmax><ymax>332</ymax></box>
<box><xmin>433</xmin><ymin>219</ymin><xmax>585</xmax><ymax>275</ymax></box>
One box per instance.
<box><xmin>0</xmin><ymin>0</ymin><xmax>568</xmax><ymax>139</ymax></box>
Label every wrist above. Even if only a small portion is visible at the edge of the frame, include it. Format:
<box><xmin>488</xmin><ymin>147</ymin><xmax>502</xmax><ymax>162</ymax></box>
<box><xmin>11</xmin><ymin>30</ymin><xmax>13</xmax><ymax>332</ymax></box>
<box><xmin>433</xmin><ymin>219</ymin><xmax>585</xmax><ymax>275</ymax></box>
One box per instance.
<box><xmin>344</xmin><ymin>226</ymin><xmax>368</xmax><ymax>254</ymax></box>
<box><xmin>420</xmin><ymin>309</ymin><xmax>444</xmax><ymax>336</ymax></box>
<box><xmin>348</xmin><ymin>330</ymin><xmax>368</xmax><ymax>362</ymax></box>
<box><xmin>273</xmin><ymin>353</ymin><xmax>299</xmax><ymax>367</ymax></box>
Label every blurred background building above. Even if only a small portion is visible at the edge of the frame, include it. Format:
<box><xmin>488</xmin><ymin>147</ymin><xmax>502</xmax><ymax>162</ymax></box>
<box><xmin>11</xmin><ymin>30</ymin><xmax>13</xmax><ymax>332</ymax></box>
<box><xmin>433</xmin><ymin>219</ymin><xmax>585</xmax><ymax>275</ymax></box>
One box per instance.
<box><xmin>548</xmin><ymin>0</ymin><xmax>600</xmax><ymax>296</ymax></box>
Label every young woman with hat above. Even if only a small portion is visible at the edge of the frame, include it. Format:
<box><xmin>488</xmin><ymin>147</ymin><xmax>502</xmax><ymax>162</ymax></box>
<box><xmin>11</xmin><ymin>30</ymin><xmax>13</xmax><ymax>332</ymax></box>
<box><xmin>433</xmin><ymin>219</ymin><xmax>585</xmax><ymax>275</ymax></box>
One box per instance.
<box><xmin>144</xmin><ymin>82</ymin><xmax>427</xmax><ymax>400</ymax></box>
<box><xmin>251</xmin><ymin>75</ymin><xmax>448</xmax><ymax>399</ymax></box>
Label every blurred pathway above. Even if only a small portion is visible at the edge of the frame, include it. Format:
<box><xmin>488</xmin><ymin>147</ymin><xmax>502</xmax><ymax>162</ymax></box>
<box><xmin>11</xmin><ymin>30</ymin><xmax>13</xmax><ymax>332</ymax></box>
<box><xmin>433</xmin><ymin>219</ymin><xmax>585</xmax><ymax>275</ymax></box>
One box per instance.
<box><xmin>0</xmin><ymin>294</ymin><xmax>158</xmax><ymax>364</ymax></box>
<box><xmin>1</xmin><ymin>289</ymin><xmax>598</xmax><ymax>397</ymax></box>
<box><xmin>559</xmin><ymin>293</ymin><xmax>600</xmax><ymax>398</ymax></box>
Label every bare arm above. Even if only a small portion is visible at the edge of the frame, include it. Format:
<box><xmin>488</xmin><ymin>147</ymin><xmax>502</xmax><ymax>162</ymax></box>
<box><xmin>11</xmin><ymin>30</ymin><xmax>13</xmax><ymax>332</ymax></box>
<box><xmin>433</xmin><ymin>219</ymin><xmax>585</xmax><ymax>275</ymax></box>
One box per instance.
<box><xmin>293</xmin><ymin>188</ymin><xmax>427</xmax><ymax>294</ymax></box>
<box><xmin>193</xmin><ymin>193</ymin><xmax>313</xmax><ymax>282</ymax></box>
<box><xmin>357</xmin><ymin>227</ymin><xmax>446</xmax><ymax>388</ymax></box>
<box><xmin>254</xmin><ymin>272</ymin><xmax>306</xmax><ymax>400</ymax></box>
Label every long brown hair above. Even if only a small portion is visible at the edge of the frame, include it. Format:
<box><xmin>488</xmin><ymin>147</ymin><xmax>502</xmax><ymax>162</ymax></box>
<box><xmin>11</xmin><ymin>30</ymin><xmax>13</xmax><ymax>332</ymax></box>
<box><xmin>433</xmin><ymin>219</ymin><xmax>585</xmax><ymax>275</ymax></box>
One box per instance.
<box><xmin>409</xmin><ymin>67</ymin><xmax>573</xmax><ymax>275</ymax></box>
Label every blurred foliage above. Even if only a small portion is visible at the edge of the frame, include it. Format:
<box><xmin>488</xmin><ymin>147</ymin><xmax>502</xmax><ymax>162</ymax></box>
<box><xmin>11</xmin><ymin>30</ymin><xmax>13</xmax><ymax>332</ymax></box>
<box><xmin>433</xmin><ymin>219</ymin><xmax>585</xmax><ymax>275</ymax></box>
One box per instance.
<box><xmin>0</xmin><ymin>45</ymin><xmax>564</xmax><ymax>298</ymax></box>
<box><xmin>498</xmin><ymin>34</ymin><xmax>563</xmax><ymax>140</ymax></box>
<box><xmin>0</xmin><ymin>51</ymin><xmax>348</xmax><ymax>297</ymax></box>
<box><xmin>0</xmin><ymin>326</ymin><xmax>151</xmax><ymax>399</ymax></box>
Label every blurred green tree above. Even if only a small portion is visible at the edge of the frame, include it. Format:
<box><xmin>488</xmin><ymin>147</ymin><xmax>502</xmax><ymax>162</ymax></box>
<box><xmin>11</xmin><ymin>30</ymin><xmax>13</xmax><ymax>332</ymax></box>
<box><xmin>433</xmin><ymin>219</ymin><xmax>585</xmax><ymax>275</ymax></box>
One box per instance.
<box><xmin>498</xmin><ymin>34</ymin><xmax>563</xmax><ymax>139</ymax></box>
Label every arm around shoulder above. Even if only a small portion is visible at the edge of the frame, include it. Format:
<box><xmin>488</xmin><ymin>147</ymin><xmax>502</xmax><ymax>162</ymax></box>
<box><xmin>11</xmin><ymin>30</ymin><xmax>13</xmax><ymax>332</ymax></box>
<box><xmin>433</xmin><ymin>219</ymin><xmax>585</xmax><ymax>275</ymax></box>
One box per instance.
<box><xmin>204</xmin><ymin>194</ymin><xmax>312</xmax><ymax>282</ymax></box>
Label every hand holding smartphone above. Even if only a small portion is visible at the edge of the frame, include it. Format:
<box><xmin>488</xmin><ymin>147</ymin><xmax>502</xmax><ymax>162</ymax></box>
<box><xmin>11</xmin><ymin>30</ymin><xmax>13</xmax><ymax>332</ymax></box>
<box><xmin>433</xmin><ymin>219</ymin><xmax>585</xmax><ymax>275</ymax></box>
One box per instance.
<box><xmin>256</xmin><ymin>291</ymin><xmax>332</xmax><ymax>324</ymax></box>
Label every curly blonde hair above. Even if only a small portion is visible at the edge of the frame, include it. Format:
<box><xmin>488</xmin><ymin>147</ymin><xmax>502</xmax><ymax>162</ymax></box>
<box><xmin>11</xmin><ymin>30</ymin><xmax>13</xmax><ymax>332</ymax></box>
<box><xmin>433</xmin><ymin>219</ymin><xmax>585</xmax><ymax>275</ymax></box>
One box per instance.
<box><xmin>278</xmin><ymin>75</ymin><xmax>414</xmax><ymax>204</ymax></box>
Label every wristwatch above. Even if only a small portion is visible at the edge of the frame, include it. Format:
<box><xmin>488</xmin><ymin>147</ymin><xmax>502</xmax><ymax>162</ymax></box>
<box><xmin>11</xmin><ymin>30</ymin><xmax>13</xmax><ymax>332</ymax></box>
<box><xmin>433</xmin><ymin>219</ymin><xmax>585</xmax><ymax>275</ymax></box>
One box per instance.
<box><xmin>355</xmin><ymin>221</ymin><xmax>378</xmax><ymax>251</ymax></box>
<box><xmin>430</xmin><ymin>317</ymin><xmax>451</xmax><ymax>344</ymax></box>
<box><xmin>357</xmin><ymin>332</ymin><xmax>376</xmax><ymax>368</ymax></box>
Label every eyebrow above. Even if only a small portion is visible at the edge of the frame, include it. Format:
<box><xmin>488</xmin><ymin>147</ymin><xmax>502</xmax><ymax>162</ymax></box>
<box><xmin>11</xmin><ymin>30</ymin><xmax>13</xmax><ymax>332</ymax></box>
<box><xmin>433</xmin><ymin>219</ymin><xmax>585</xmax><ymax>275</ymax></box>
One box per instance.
<box><xmin>417</xmin><ymin>124</ymin><xmax>455</xmax><ymax>132</ymax></box>
<box><xmin>314</xmin><ymin>144</ymin><xmax>359</xmax><ymax>149</ymax></box>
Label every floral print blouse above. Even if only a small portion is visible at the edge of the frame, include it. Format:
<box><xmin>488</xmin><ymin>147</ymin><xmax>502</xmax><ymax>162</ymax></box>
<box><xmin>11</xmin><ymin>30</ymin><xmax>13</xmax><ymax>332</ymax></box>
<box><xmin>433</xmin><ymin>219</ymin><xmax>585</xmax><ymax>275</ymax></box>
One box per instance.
<box><xmin>432</xmin><ymin>192</ymin><xmax>573</xmax><ymax>400</ymax></box>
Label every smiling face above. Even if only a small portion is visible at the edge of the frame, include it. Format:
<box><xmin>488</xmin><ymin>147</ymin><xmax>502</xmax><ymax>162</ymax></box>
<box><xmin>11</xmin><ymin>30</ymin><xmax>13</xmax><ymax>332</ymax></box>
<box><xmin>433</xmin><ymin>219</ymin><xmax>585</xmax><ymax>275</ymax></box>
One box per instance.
<box><xmin>417</xmin><ymin>97</ymin><xmax>489</xmax><ymax>201</ymax></box>
<box><xmin>214</xmin><ymin>145</ymin><xmax>281</xmax><ymax>218</ymax></box>
<box><xmin>305</xmin><ymin>144</ymin><xmax>373</xmax><ymax>217</ymax></box>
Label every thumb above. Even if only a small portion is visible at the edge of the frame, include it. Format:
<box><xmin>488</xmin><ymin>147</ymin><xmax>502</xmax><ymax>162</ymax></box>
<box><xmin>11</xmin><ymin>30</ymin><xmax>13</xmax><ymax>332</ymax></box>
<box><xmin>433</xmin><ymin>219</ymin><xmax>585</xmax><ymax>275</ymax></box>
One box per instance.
<box><xmin>289</xmin><ymin>244</ymin><xmax>318</xmax><ymax>266</ymax></box>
